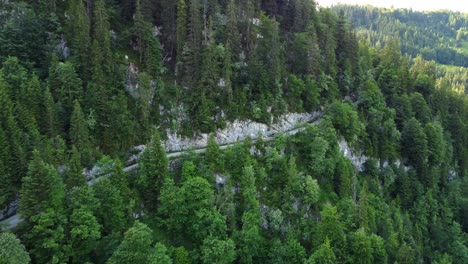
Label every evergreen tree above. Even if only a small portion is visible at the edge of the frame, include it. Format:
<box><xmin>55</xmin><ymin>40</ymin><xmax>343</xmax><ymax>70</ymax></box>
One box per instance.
<box><xmin>176</xmin><ymin>0</ymin><xmax>188</xmax><ymax>63</ymax></box>
<box><xmin>19</xmin><ymin>151</ymin><xmax>67</xmax><ymax>263</ymax></box>
<box><xmin>110</xmin><ymin>159</ymin><xmax>134</xmax><ymax>219</ymax></box>
<box><xmin>65</xmin><ymin>145</ymin><xmax>86</xmax><ymax>189</ymax></box>
<box><xmin>92</xmin><ymin>0</ymin><xmax>112</xmax><ymax>74</ymax></box>
<box><xmin>133</xmin><ymin>0</ymin><xmax>163</xmax><ymax>79</ymax></box>
<box><xmin>401</xmin><ymin>118</ymin><xmax>429</xmax><ymax>175</ymax></box>
<box><xmin>66</xmin><ymin>186</ymin><xmax>101</xmax><ymax>263</ymax></box>
<box><xmin>307</xmin><ymin>239</ymin><xmax>336</xmax><ymax>264</ymax></box>
<box><xmin>93</xmin><ymin>178</ymin><xmax>127</xmax><ymax>236</ymax></box>
<box><xmin>316</xmin><ymin>205</ymin><xmax>347</xmax><ymax>261</ymax></box>
<box><xmin>205</xmin><ymin>133</ymin><xmax>220</xmax><ymax>171</ymax></box>
<box><xmin>138</xmin><ymin>131</ymin><xmax>169</xmax><ymax>212</ymax></box>
<box><xmin>48</xmin><ymin>61</ymin><xmax>83</xmax><ymax>130</ymax></box>
<box><xmin>69</xmin><ymin>100</ymin><xmax>92</xmax><ymax>167</ymax></box>
<box><xmin>66</xmin><ymin>0</ymin><xmax>91</xmax><ymax>81</ymax></box>
<box><xmin>19</xmin><ymin>150</ymin><xmax>65</xmax><ymax>223</ymax></box>
<box><xmin>188</xmin><ymin>0</ymin><xmax>202</xmax><ymax>82</ymax></box>
<box><xmin>41</xmin><ymin>86</ymin><xmax>57</xmax><ymax>138</ymax></box>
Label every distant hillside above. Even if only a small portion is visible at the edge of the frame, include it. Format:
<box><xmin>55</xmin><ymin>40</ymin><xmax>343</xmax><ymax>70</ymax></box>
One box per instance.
<box><xmin>332</xmin><ymin>5</ymin><xmax>468</xmax><ymax>67</ymax></box>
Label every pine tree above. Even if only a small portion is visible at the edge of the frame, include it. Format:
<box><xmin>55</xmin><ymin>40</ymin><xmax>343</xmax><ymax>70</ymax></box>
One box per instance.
<box><xmin>19</xmin><ymin>150</ymin><xmax>65</xmax><ymax>223</ymax></box>
<box><xmin>66</xmin><ymin>0</ymin><xmax>91</xmax><ymax>81</ymax></box>
<box><xmin>0</xmin><ymin>127</ymin><xmax>10</xmax><ymax>208</ymax></box>
<box><xmin>133</xmin><ymin>0</ymin><xmax>163</xmax><ymax>79</ymax></box>
<box><xmin>401</xmin><ymin>117</ymin><xmax>428</xmax><ymax>175</ymax></box>
<box><xmin>93</xmin><ymin>178</ymin><xmax>127</xmax><ymax>235</ymax></box>
<box><xmin>0</xmin><ymin>76</ymin><xmax>26</xmax><ymax>192</ymax></box>
<box><xmin>176</xmin><ymin>0</ymin><xmax>188</xmax><ymax>62</ymax></box>
<box><xmin>70</xmin><ymin>100</ymin><xmax>92</xmax><ymax>167</ymax></box>
<box><xmin>92</xmin><ymin>0</ymin><xmax>112</xmax><ymax>74</ymax></box>
<box><xmin>24</xmin><ymin>74</ymin><xmax>42</xmax><ymax>126</ymax></box>
<box><xmin>189</xmin><ymin>0</ymin><xmax>202</xmax><ymax>82</ymax></box>
<box><xmin>205</xmin><ymin>133</ymin><xmax>220</xmax><ymax>171</ymax></box>
<box><xmin>226</xmin><ymin>0</ymin><xmax>240</xmax><ymax>59</ymax></box>
<box><xmin>138</xmin><ymin>131</ymin><xmax>169</xmax><ymax>212</ymax></box>
<box><xmin>307</xmin><ymin>239</ymin><xmax>336</xmax><ymax>264</ymax></box>
<box><xmin>66</xmin><ymin>186</ymin><xmax>101</xmax><ymax>263</ymax></box>
<box><xmin>41</xmin><ymin>86</ymin><xmax>57</xmax><ymax>138</ymax></box>
<box><xmin>48</xmin><ymin>61</ymin><xmax>83</xmax><ymax>130</ymax></box>
<box><xmin>65</xmin><ymin>145</ymin><xmax>86</xmax><ymax>189</ymax></box>
<box><xmin>110</xmin><ymin>159</ymin><xmax>134</xmax><ymax>219</ymax></box>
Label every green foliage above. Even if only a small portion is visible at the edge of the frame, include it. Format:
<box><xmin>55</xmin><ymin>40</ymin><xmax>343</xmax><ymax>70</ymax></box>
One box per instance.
<box><xmin>148</xmin><ymin>243</ymin><xmax>172</xmax><ymax>264</ymax></box>
<box><xmin>0</xmin><ymin>1</ymin><xmax>466</xmax><ymax>263</ymax></box>
<box><xmin>65</xmin><ymin>146</ymin><xmax>86</xmax><ymax>189</ymax></box>
<box><xmin>401</xmin><ymin>118</ymin><xmax>429</xmax><ymax>174</ymax></box>
<box><xmin>201</xmin><ymin>236</ymin><xmax>236</xmax><ymax>264</ymax></box>
<box><xmin>19</xmin><ymin>150</ymin><xmax>65</xmax><ymax>222</ymax></box>
<box><xmin>107</xmin><ymin>221</ymin><xmax>154</xmax><ymax>264</ymax></box>
<box><xmin>65</xmin><ymin>0</ymin><xmax>91</xmax><ymax>80</ymax></box>
<box><xmin>70</xmin><ymin>100</ymin><xmax>93</xmax><ymax>167</ymax></box>
<box><xmin>0</xmin><ymin>233</ymin><xmax>30</xmax><ymax>264</ymax></box>
<box><xmin>138</xmin><ymin>131</ymin><xmax>168</xmax><ymax>212</ymax></box>
<box><xmin>307</xmin><ymin>239</ymin><xmax>336</xmax><ymax>264</ymax></box>
<box><xmin>0</xmin><ymin>5</ymin><xmax>47</xmax><ymax>72</ymax></box>
<box><xmin>93</xmin><ymin>178</ymin><xmax>127</xmax><ymax>236</ymax></box>
<box><xmin>326</xmin><ymin>102</ymin><xmax>362</xmax><ymax>144</ymax></box>
<box><xmin>335</xmin><ymin>5</ymin><xmax>468</xmax><ymax>67</ymax></box>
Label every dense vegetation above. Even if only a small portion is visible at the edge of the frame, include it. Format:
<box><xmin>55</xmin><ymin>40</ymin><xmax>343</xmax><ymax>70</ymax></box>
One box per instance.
<box><xmin>332</xmin><ymin>4</ymin><xmax>468</xmax><ymax>67</ymax></box>
<box><xmin>0</xmin><ymin>0</ymin><xmax>466</xmax><ymax>263</ymax></box>
<box><xmin>331</xmin><ymin>4</ymin><xmax>468</xmax><ymax>95</ymax></box>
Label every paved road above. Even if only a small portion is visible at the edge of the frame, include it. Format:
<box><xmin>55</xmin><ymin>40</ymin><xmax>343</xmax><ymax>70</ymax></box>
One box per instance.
<box><xmin>1</xmin><ymin>116</ymin><xmax>322</xmax><ymax>231</ymax></box>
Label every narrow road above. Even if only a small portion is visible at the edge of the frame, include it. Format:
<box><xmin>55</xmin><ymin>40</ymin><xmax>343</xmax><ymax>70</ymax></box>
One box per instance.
<box><xmin>1</xmin><ymin>114</ymin><xmax>322</xmax><ymax>231</ymax></box>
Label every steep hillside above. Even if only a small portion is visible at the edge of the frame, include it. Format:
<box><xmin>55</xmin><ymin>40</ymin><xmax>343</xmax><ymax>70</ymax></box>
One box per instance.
<box><xmin>0</xmin><ymin>1</ymin><xmax>466</xmax><ymax>263</ymax></box>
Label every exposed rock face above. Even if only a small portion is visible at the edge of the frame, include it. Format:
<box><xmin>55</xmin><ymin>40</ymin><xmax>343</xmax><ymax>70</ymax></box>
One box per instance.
<box><xmin>125</xmin><ymin>63</ymin><xmax>139</xmax><ymax>97</ymax></box>
<box><xmin>338</xmin><ymin>140</ymin><xmax>369</xmax><ymax>171</ymax></box>
<box><xmin>164</xmin><ymin>112</ymin><xmax>322</xmax><ymax>152</ymax></box>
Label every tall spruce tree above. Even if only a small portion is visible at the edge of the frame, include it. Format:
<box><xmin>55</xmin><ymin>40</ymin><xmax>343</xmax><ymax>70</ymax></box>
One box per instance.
<box><xmin>66</xmin><ymin>0</ymin><xmax>91</xmax><ymax>82</ymax></box>
<box><xmin>70</xmin><ymin>100</ymin><xmax>92</xmax><ymax>167</ymax></box>
<box><xmin>138</xmin><ymin>131</ymin><xmax>169</xmax><ymax>212</ymax></box>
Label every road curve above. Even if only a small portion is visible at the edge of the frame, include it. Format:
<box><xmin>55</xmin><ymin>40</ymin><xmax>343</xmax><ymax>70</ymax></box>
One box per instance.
<box><xmin>1</xmin><ymin>114</ymin><xmax>322</xmax><ymax>231</ymax></box>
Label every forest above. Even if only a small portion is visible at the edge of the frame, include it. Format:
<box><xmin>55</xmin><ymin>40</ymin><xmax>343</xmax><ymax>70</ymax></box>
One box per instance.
<box><xmin>0</xmin><ymin>0</ymin><xmax>467</xmax><ymax>263</ymax></box>
<box><xmin>331</xmin><ymin>4</ymin><xmax>468</xmax><ymax>95</ymax></box>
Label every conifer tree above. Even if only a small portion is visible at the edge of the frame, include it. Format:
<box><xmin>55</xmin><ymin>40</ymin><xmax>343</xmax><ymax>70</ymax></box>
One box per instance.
<box><xmin>226</xmin><ymin>0</ymin><xmax>240</xmax><ymax>59</ymax></box>
<box><xmin>205</xmin><ymin>133</ymin><xmax>220</xmax><ymax>171</ymax></box>
<box><xmin>176</xmin><ymin>0</ymin><xmax>188</xmax><ymax>62</ymax></box>
<box><xmin>41</xmin><ymin>86</ymin><xmax>57</xmax><ymax>138</ymax></box>
<box><xmin>401</xmin><ymin>117</ymin><xmax>429</xmax><ymax>174</ymax></box>
<box><xmin>19</xmin><ymin>150</ymin><xmax>65</xmax><ymax>223</ymax></box>
<box><xmin>0</xmin><ymin>76</ymin><xmax>26</xmax><ymax>192</ymax></box>
<box><xmin>92</xmin><ymin>0</ymin><xmax>112</xmax><ymax>74</ymax></box>
<box><xmin>138</xmin><ymin>131</ymin><xmax>169</xmax><ymax>212</ymax></box>
<box><xmin>66</xmin><ymin>0</ymin><xmax>91</xmax><ymax>81</ymax></box>
<box><xmin>110</xmin><ymin>159</ymin><xmax>134</xmax><ymax>219</ymax></box>
<box><xmin>48</xmin><ymin>61</ymin><xmax>83</xmax><ymax>130</ymax></box>
<box><xmin>189</xmin><ymin>0</ymin><xmax>202</xmax><ymax>82</ymax></box>
<box><xmin>0</xmin><ymin>127</ymin><xmax>12</xmax><ymax>208</ymax></box>
<box><xmin>70</xmin><ymin>100</ymin><xmax>92</xmax><ymax>167</ymax></box>
<box><xmin>65</xmin><ymin>145</ymin><xmax>86</xmax><ymax>189</ymax></box>
<box><xmin>24</xmin><ymin>74</ymin><xmax>42</xmax><ymax>126</ymax></box>
<box><xmin>19</xmin><ymin>150</ymin><xmax>67</xmax><ymax>262</ymax></box>
<box><xmin>93</xmin><ymin>178</ymin><xmax>127</xmax><ymax>235</ymax></box>
<box><xmin>307</xmin><ymin>239</ymin><xmax>336</xmax><ymax>264</ymax></box>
